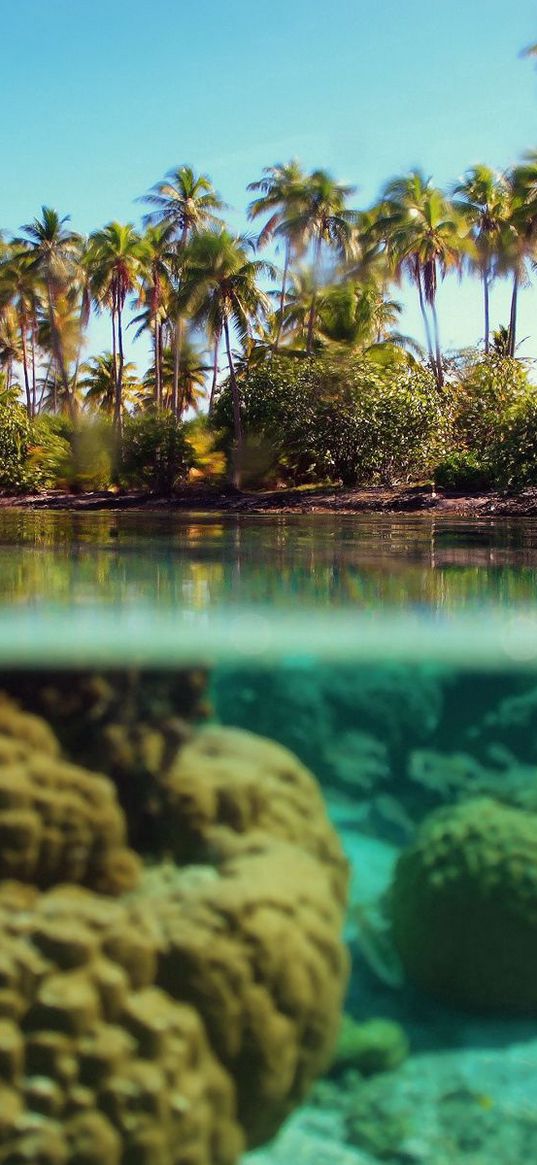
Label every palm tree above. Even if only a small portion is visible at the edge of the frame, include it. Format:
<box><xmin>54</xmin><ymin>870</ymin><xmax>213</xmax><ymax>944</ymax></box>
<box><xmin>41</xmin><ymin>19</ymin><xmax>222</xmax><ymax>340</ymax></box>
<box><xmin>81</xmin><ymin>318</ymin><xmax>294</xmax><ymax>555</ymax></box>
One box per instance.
<box><xmin>277</xmin><ymin>169</ymin><xmax>359</xmax><ymax>353</ymax></box>
<box><xmin>142</xmin><ymin>165</ymin><xmax>225</xmax><ymax>244</ymax></box>
<box><xmin>17</xmin><ymin>208</ymin><xmax>82</xmax><ymax>414</ymax></box>
<box><xmin>143</xmin><ymin>337</ymin><xmax>209</xmax><ymax>415</ymax></box>
<box><xmin>86</xmin><ymin>223</ymin><xmax>146</xmax><ymax>435</ymax></box>
<box><xmin>179</xmin><ymin>229</ymin><xmax>275</xmax><ymax>481</ymax></box>
<box><xmin>79</xmin><ymin>352</ymin><xmax>141</xmax><ymax>415</ymax></box>
<box><xmin>132</xmin><ymin>223</ymin><xmax>174</xmax><ymax>409</ymax></box>
<box><xmin>0</xmin><ymin>305</ymin><xmax>22</xmax><ymax>392</ymax></box>
<box><xmin>453</xmin><ymin>165</ymin><xmax>510</xmax><ymax>352</ymax></box>
<box><xmin>499</xmin><ymin>154</ymin><xmax>537</xmax><ymax>356</ymax></box>
<box><xmin>0</xmin><ymin>245</ymin><xmax>42</xmax><ymax>416</ymax></box>
<box><xmin>247</xmin><ymin>160</ymin><xmax>307</xmax><ymax>346</ymax></box>
<box><xmin>142</xmin><ymin>165</ymin><xmax>225</xmax><ymax>412</ymax></box>
<box><xmin>375</xmin><ymin>171</ymin><xmax>467</xmax><ymax>386</ymax></box>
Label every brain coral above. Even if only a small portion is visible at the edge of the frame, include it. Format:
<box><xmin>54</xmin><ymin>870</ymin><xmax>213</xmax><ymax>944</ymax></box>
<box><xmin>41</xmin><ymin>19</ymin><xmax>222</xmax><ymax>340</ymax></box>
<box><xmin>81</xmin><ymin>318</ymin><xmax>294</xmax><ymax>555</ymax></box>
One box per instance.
<box><xmin>391</xmin><ymin>796</ymin><xmax>537</xmax><ymax>1011</ymax></box>
<box><xmin>0</xmin><ymin>669</ymin><xmax>210</xmax><ymax>849</ymax></box>
<box><xmin>0</xmin><ymin>881</ymin><xmax>242</xmax><ymax>1165</ymax></box>
<box><xmin>0</xmin><ymin>697</ymin><xmax>139</xmax><ymax>895</ymax></box>
<box><xmin>0</xmin><ymin>706</ymin><xmax>349</xmax><ymax>1160</ymax></box>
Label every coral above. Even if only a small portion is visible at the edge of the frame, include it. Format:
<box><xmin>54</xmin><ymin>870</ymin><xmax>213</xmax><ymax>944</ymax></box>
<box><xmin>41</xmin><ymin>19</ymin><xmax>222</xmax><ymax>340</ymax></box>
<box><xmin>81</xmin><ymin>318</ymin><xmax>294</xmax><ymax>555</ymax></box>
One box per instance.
<box><xmin>0</xmin><ymin>697</ymin><xmax>139</xmax><ymax>894</ymax></box>
<box><xmin>330</xmin><ymin>1015</ymin><xmax>409</xmax><ymax>1077</ymax></box>
<box><xmin>408</xmin><ymin>748</ymin><xmax>537</xmax><ymax>814</ymax></box>
<box><xmin>162</xmin><ymin>726</ymin><xmax>349</xmax><ymax>902</ymax></box>
<box><xmin>391</xmin><ymin>797</ymin><xmax>537</xmax><ymax>1011</ymax></box>
<box><xmin>0</xmin><ymin>882</ymin><xmax>242</xmax><ymax>1165</ymax></box>
<box><xmin>0</xmin><ymin>669</ymin><xmax>210</xmax><ymax>848</ymax></box>
<box><xmin>0</xmin><ymin>710</ymin><xmax>349</xmax><ymax>1158</ymax></box>
<box><xmin>212</xmin><ymin>662</ymin><xmax>445</xmax><ymax>794</ymax></box>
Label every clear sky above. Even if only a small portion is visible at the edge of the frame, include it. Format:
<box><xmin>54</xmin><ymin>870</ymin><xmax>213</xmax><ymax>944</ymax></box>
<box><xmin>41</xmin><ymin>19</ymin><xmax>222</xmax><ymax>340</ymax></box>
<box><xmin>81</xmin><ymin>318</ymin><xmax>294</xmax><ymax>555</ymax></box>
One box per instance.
<box><xmin>1</xmin><ymin>0</ymin><xmax>537</xmax><ymax>364</ymax></box>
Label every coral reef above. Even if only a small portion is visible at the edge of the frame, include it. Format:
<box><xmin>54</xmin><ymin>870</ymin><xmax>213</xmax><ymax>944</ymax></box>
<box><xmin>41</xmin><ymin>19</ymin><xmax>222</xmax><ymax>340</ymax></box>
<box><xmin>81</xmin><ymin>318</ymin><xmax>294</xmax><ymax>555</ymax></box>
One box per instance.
<box><xmin>0</xmin><ymin>696</ymin><xmax>139</xmax><ymax>894</ymax></box>
<box><xmin>212</xmin><ymin>662</ymin><xmax>445</xmax><ymax>795</ymax></box>
<box><xmin>391</xmin><ymin>797</ymin><xmax>537</xmax><ymax>1011</ymax></box>
<box><xmin>0</xmin><ymin>669</ymin><xmax>210</xmax><ymax>849</ymax></box>
<box><xmin>0</xmin><ymin>702</ymin><xmax>349</xmax><ymax>1160</ymax></box>
<box><xmin>0</xmin><ymin>881</ymin><xmax>242</xmax><ymax>1165</ymax></box>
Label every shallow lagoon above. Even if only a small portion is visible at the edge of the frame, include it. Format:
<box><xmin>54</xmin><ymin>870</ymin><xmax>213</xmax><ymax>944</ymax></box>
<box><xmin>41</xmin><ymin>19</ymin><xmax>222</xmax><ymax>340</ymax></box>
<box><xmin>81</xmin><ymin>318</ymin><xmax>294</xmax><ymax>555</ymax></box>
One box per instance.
<box><xmin>0</xmin><ymin>510</ymin><xmax>537</xmax><ymax>1164</ymax></box>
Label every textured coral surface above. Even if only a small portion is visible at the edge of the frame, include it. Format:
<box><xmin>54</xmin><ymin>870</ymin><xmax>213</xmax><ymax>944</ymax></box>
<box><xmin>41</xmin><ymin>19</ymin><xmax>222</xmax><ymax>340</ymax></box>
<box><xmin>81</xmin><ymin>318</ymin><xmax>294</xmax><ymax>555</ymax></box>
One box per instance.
<box><xmin>0</xmin><ymin>698</ymin><xmax>349</xmax><ymax>1163</ymax></box>
<box><xmin>391</xmin><ymin>796</ymin><xmax>537</xmax><ymax>1011</ymax></box>
<box><xmin>0</xmin><ymin>697</ymin><xmax>139</xmax><ymax>895</ymax></box>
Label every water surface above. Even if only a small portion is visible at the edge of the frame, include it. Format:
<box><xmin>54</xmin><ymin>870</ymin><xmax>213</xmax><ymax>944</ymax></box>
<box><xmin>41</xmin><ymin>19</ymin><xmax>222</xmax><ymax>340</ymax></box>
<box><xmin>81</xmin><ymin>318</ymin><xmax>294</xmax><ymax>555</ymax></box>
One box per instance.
<box><xmin>2</xmin><ymin>509</ymin><xmax>537</xmax><ymax>612</ymax></box>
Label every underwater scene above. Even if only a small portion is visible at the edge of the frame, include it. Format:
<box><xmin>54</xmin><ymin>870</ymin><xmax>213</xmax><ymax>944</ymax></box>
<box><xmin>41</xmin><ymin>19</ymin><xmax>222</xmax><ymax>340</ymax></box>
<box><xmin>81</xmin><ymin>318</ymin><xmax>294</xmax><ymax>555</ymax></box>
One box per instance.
<box><xmin>0</xmin><ymin>657</ymin><xmax>537</xmax><ymax>1165</ymax></box>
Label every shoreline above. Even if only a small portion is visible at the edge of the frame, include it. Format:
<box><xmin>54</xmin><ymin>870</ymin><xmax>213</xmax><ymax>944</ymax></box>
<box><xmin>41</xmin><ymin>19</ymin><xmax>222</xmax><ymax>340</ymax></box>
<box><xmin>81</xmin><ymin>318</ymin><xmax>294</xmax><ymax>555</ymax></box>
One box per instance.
<box><xmin>2</xmin><ymin>483</ymin><xmax>537</xmax><ymax>517</ymax></box>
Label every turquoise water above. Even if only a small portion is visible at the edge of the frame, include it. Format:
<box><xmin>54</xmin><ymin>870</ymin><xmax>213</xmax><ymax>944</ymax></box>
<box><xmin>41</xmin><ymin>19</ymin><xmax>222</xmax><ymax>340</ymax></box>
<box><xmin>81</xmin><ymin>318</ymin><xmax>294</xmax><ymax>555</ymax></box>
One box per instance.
<box><xmin>0</xmin><ymin>510</ymin><xmax>537</xmax><ymax>1164</ymax></box>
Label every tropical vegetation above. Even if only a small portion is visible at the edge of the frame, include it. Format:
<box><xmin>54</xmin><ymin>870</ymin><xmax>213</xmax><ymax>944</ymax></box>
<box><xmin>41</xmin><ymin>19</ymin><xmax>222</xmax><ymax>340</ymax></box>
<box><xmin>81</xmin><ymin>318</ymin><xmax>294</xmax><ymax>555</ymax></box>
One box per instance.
<box><xmin>3</xmin><ymin>151</ymin><xmax>537</xmax><ymax>492</ymax></box>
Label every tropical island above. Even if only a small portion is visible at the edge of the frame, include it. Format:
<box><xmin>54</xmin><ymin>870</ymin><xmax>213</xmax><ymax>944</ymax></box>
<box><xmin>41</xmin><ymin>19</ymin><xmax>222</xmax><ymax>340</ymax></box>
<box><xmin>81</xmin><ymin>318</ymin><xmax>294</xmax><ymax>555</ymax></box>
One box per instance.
<box><xmin>2</xmin><ymin>157</ymin><xmax>537</xmax><ymax>512</ymax></box>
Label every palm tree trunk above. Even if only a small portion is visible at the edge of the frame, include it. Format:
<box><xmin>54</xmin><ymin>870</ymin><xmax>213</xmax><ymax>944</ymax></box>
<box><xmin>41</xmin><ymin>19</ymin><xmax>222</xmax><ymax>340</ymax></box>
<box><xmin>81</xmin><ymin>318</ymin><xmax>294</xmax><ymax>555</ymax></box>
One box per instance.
<box><xmin>115</xmin><ymin>303</ymin><xmax>124</xmax><ymax>438</ymax></box>
<box><xmin>31</xmin><ymin>302</ymin><xmax>37</xmax><ymax>417</ymax></box>
<box><xmin>46</xmin><ymin>281</ymin><xmax>72</xmax><ymax>415</ymax></box>
<box><xmin>276</xmin><ymin>241</ymin><xmax>291</xmax><ymax>349</ymax></box>
<box><xmin>430</xmin><ymin>297</ymin><xmax>444</xmax><ymax>388</ymax></box>
<box><xmin>306</xmin><ymin>235</ymin><xmax>322</xmax><ymax>355</ymax></box>
<box><xmin>508</xmin><ymin>272</ymin><xmax>518</xmax><ymax>357</ymax></box>
<box><xmin>415</xmin><ymin>264</ymin><xmax>437</xmax><ymax>380</ymax></box>
<box><xmin>223</xmin><ymin>315</ymin><xmax>242</xmax><ymax>487</ymax></box>
<box><xmin>154</xmin><ymin>320</ymin><xmax>161</xmax><ymax>409</ymax></box>
<box><xmin>19</xmin><ymin>314</ymin><xmax>32</xmax><ymax>417</ymax></box>
<box><xmin>208</xmin><ymin>334</ymin><xmax>220</xmax><ymax>414</ymax></box>
<box><xmin>483</xmin><ymin>262</ymin><xmax>490</xmax><ymax>354</ymax></box>
<box><xmin>172</xmin><ymin>315</ymin><xmax>184</xmax><ymax>417</ymax></box>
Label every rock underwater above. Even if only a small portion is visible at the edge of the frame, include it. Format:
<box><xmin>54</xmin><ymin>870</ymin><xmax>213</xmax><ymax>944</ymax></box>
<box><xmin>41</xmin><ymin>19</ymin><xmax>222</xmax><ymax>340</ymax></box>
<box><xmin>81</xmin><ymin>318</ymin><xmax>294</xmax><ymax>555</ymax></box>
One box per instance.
<box><xmin>0</xmin><ymin>684</ymin><xmax>349</xmax><ymax>1164</ymax></box>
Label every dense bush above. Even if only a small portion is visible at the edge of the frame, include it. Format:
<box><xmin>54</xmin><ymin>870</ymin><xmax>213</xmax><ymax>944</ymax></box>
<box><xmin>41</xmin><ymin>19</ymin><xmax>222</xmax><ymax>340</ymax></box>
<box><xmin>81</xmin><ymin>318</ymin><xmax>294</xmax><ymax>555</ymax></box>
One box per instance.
<box><xmin>120</xmin><ymin>411</ymin><xmax>195</xmax><ymax>493</ymax></box>
<box><xmin>29</xmin><ymin>414</ymin><xmax>114</xmax><ymax>491</ymax></box>
<box><xmin>489</xmin><ymin>394</ymin><xmax>537</xmax><ymax>487</ymax></box>
<box><xmin>214</xmin><ymin>354</ymin><xmax>445</xmax><ymax>486</ymax></box>
<box><xmin>447</xmin><ymin>352</ymin><xmax>533</xmax><ymax>455</ymax></box>
<box><xmin>433</xmin><ymin>450</ymin><xmax>493</xmax><ymax>491</ymax></box>
<box><xmin>0</xmin><ymin>402</ymin><xmax>43</xmax><ymax>492</ymax></box>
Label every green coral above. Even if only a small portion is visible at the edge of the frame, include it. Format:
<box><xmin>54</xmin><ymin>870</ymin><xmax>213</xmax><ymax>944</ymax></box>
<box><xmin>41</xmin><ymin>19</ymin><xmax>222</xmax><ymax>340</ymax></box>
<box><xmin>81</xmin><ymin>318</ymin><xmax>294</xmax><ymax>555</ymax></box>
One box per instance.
<box><xmin>391</xmin><ymin>797</ymin><xmax>537</xmax><ymax>1011</ymax></box>
<box><xmin>331</xmin><ymin>1015</ymin><xmax>409</xmax><ymax>1077</ymax></box>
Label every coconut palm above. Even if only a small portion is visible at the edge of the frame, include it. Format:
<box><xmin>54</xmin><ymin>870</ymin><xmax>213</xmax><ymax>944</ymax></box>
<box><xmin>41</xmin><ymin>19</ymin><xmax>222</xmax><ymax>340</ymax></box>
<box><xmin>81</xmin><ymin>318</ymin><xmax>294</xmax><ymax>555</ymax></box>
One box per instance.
<box><xmin>142</xmin><ymin>166</ymin><xmax>225</xmax><ymax>411</ymax></box>
<box><xmin>179</xmin><ymin>229</ymin><xmax>275</xmax><ymax>480</ymax></box>
<box><xmin>453</xmin><ymin>165</ymin><xmax>511</xmax><ymax>352</ymax></box>
<box><xmin>247</xmin><ymin>160</ymin><xmax>308</xmax><ymax>345</ymax></box>
<box><xmin>276</xmin><ymin>169</ymin><xmax>359</xmax><ymax>353</ymax></box>
<box><xmin>375</xmin><ymin>171</ymin><xmax>467</xmax><ymax>386</ymax></box>
<box><xmin>143</xmin><ymin>337</ymin><xmax>209</xmax><ymax>415</ymax></box>
<box><xmin>0</xmin><ymin>306</ymin><xmax>22</xmax><ymax>391</ymax></box>
<box><xmin>0</xmin><ymin>246</ymin><xmax>41</xmax><ymax>415</ymax></box>
<box><xmin>79</xmin><ymin>353</ymin><xmax>141</xmax><ymax>416</ymax></box>
<box><xmin>17</xmin><ymin>208</ymin><xmax>82</xmax><ymax>413</ymax></box>
<box><xmin>499</xmin><ymin>154</ymin><xmax>537</xmax><ymax>356</ymax></box>
<box><xmin>86</xmin><ymin>223</ymin><xmax>146</xmax><ymax>434</ymax></box>
<box><xmin>142</xmin><ymin>165</ymin><xmax>225</xmax><ymax>244</ymax></box>
<box><xmin>132</xmin><ymin>223</ymin><xmax>175</xmax><ymax>409</ymax></box>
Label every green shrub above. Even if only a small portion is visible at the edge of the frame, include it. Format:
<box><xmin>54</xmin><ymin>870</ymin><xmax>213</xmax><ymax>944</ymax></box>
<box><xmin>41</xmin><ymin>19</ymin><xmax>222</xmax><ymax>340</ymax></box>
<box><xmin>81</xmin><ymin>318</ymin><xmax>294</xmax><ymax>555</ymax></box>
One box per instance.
<box><xmin>449</xmin><ymin>352</ymin><xmax>533</xmax><ymax>456</ymax></box>
<box><xmin>29</xmin><ymin>414</ymin><xmax>114</xmax><ymax>491</ymax></box>
<box><xmin>0</xmin><ymin>402</ymin><xmax>43</xmax><ymax>493</ymax></box>
<box><xmin>433</xmin><ymin>450</ymin><xmax>493</xmax><ymax>491</ymax></box>
<box><xmin>214</xmin><ymin>353</ymin><xmax>445</xmax><ymax>486</ymax></box>
<box><xmin>489</xmin><ymin>394</ymin><xmax>537</xmax><ymax>488</ymax></box>
<box><xmin>121</xmin><ymin>411</ymin><xmax>194</xmax><ymax>493</ymax></box>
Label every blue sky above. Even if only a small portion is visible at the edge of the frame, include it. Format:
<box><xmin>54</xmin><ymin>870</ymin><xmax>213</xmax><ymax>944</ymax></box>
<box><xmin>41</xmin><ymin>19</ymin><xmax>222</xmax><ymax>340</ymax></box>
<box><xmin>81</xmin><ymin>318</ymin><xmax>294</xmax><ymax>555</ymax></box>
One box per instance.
<box><xmin>1</xmin><ymin>0</ymin><xmax>537</xmax><ymax>365</ymax></box>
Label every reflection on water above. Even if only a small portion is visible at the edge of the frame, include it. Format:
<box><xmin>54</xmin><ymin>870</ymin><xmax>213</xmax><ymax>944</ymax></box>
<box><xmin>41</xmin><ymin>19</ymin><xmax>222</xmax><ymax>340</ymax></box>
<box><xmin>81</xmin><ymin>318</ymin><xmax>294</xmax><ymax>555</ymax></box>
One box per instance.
<box><xmin>1</xmin><ymin>509</ymin><xmax>537</xmax><ymax>609</ymax></box>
